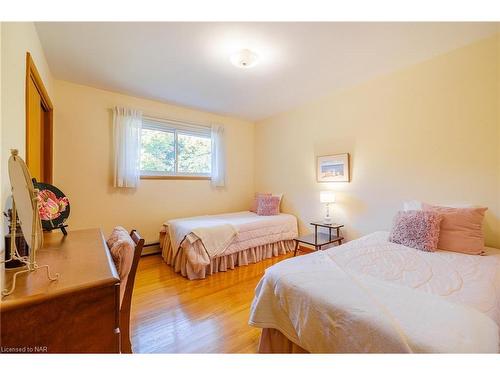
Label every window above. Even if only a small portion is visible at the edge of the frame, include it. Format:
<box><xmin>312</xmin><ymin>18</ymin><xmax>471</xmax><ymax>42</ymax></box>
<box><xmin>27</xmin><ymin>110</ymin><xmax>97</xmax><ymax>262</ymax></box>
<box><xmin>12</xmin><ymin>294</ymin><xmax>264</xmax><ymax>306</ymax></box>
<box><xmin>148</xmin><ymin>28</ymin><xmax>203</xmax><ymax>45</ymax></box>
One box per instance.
<box><xmin>140</xmin><ymin>118</ymin><xmax>212</xmax><ymax>178</ymax></box>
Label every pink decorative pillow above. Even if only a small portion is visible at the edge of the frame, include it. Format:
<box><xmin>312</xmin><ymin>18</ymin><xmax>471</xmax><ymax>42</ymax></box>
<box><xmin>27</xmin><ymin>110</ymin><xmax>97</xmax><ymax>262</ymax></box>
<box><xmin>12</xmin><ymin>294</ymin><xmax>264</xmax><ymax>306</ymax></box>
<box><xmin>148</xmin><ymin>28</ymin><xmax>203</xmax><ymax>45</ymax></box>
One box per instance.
<box><xmin>422</xmin><ymin>203</ymin><xmax>487</xmax><ymax>255</ymax></box>
<box><xmin>389</xmin><ymin>210</ymin><xmax>443</xmax><ymax>252</ymax></box>
<box><xmin>250</xmin><ymin>193</ymin><xmax>271</xmax><ymax>213</ymax></box>
<box><xmin>256</xmin><ymin>196</ymin><xmax>280</xmax><ymax>216</ymax></box>
<box><xmin>107</xmin><ymin>226</ymin><xmax>129</xmax><ymax>249</ymax></box>
<box><xmin>107</xmin><ymin>226</ymin><xmax>135</xmax><ymax>305</ymax></box>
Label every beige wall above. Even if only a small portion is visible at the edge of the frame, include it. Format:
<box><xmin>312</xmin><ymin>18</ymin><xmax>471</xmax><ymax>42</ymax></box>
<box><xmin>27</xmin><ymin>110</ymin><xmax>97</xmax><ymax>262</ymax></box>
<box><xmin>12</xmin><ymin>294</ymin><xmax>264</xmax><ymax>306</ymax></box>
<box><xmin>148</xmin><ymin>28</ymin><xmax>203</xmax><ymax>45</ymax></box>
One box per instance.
<box><xmin>1</xmin><ymin>24</ymin><xmax>498</xmax><ymax>251</ymax></box>
<box><xmin>0</xmin><ymin>22</ymin><xmax>3</xmax><ymax>255</ymax></box>
<box><xmin>53</xmin><ymin>80</ymin><xmax>255</xmax><ymax>243</ymax></box>
<box><xmin>498</xmin><ymin>34</ymin><xmax>500</xmax><ymax>229</ymax></box>
<box><xmin>1</xmin><ymin>22</ymin><xmax>54</xmax><ymax>252</ymax></box>
<box><xmin>255</xmin><ymin>35</ymin><xmax>500</xmax><ymax>248</ymax></box>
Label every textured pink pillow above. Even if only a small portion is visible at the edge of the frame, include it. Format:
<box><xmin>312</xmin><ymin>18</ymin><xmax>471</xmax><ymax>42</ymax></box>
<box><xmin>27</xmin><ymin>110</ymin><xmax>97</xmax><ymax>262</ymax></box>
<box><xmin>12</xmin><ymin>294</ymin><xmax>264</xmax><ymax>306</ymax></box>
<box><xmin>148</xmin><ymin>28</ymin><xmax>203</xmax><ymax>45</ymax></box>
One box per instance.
<box><xmin>107</xmin><ymin>226</ymin><xmax>129</xmax><ymax>249</ymax></box>
<box><xmin>250</xmin><ymin>193</ymin><xmax>271</xmax><ymax>213</ymax></box>
<box><xmin>256</xmin><ymin>196</ymin><xmax>280</xmax><ymax>216</ymax></box>
<box><xmin>107</xmin><ymin>226</ymin><xmax>135</xmax><ymax>305</ymax></box>
<box><xmin>422</xmin><ymin>203</ymin><xmax>487</xmax><ymax>255</ymax></box>
<box><xmin>389</xmin><ymin>210</ymin><xmax>443</xmax><ymax>251</ymax></box>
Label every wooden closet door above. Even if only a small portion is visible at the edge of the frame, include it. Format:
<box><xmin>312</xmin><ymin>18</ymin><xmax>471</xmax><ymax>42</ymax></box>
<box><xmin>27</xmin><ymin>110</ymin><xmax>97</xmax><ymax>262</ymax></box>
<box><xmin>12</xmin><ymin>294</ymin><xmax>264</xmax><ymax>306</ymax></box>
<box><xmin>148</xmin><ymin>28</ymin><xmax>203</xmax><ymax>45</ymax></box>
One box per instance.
<box><xmin>25</xmin><ymin>52</ymin><xmax>53</xmax><ymax>183</ymax></box>
<box><xmin>27</xmin><ymin>77</ymin><xmax>44</xmax><ymax>182</ymax></box>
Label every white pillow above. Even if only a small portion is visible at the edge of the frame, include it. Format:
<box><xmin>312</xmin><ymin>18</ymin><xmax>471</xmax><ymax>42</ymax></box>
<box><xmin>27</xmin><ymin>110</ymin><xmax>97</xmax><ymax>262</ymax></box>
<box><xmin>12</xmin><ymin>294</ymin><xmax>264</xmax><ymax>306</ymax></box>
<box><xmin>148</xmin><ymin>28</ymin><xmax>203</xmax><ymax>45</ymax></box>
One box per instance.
<box><xmin>403</xmin><ymin>200</ymin><xmax>476</xmax><ymax>211</ymax></box>
<box><xmin>441</xmin><ymin>203</ymin><xmax>476</xmax><ymax>208</ymax></box>
<box><xmin>403</xmin><ymin>200</ymin><xmax>422</xmax><ymax>211</ymax></box>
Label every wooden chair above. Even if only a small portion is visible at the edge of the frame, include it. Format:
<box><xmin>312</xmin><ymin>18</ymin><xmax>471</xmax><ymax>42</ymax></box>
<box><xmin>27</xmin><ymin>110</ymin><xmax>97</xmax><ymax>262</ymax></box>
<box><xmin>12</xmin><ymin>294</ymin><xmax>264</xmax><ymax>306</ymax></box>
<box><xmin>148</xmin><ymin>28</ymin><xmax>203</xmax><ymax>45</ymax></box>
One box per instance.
<box><xmin>107</xmin><ymin>229</ymin><xmax>144</xmax><ymax>353</ymax></box>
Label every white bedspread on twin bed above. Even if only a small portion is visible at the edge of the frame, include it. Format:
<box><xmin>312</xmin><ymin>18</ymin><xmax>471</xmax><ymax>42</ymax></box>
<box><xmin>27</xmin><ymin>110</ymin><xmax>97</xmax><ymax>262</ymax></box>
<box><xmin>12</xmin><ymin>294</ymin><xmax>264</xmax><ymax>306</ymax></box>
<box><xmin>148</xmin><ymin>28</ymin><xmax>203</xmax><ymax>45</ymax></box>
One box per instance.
<box><xmin>166</xmin><ymin>211</ymin><xmax>298</xmax><ymax>267</ymax></box>
<box><xmin>249</xmin><ymin>231</ymin><xmax>500</xmax><ymax>353</ymax></box>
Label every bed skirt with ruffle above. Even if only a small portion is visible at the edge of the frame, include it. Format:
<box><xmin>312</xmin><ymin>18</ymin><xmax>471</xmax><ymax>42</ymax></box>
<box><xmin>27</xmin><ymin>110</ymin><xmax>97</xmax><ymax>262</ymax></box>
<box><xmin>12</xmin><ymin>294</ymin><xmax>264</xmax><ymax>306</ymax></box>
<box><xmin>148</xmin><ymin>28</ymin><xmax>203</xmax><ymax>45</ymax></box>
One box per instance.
<box><xmin>160</xmin><ymin>229</ymin><xmax>295</xmax><ymax>280</ymax></box>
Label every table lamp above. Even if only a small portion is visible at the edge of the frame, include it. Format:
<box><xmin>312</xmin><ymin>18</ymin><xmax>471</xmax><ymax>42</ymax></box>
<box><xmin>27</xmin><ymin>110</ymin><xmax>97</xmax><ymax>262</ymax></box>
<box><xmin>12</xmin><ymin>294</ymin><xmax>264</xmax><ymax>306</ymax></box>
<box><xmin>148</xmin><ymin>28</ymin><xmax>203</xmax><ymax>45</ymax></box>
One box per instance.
<box><xmin>320</xmin><ymin>191</ymin><xmax>336</xmax><ymax>224</ymax></box>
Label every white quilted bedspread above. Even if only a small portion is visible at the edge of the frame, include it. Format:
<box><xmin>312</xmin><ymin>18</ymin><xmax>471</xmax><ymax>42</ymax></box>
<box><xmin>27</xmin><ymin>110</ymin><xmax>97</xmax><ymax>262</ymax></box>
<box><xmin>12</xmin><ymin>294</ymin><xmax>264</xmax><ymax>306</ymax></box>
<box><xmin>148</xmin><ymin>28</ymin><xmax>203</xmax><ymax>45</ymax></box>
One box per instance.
<box><xmin>249</xmin><ymin>231</ymin><xmax>500</xmax><ymax>353</ymax></box>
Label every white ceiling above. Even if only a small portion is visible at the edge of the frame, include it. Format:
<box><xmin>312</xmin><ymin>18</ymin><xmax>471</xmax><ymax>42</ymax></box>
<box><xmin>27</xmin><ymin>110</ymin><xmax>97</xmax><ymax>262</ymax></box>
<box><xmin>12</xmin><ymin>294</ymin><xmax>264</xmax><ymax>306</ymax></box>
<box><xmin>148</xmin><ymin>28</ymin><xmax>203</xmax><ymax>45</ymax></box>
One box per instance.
<box><xmin>36</xmin><ymin>22</ymin><xmax>499</xmax><ymax>121</ymax></box>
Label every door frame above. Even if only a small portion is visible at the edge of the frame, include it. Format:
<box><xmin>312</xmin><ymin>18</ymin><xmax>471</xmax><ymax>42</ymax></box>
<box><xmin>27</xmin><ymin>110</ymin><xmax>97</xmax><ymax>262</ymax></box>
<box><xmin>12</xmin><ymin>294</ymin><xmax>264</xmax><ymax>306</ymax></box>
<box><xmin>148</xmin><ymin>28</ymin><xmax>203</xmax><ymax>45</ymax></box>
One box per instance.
<box><xmin>25</xmin><ymin>52</ymin><xmax>54</xmax><ymax>183</ymax></box>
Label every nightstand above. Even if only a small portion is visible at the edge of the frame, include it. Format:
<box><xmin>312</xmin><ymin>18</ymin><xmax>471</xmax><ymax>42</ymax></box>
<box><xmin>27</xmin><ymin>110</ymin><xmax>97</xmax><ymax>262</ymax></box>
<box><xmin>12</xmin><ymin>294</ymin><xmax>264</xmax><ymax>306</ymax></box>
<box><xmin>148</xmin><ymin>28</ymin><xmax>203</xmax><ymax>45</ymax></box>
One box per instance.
<box><xmin>293</xmin><ymin>222</ymin><xmax>344</xmax><ymax>256</ymax></box>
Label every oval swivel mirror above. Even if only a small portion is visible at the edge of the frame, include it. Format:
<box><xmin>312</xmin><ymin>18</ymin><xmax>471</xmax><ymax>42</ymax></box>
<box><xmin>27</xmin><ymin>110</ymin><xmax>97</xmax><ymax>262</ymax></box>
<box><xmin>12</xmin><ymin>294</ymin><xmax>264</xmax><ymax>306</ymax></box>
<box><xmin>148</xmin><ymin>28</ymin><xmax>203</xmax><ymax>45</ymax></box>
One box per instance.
<box><xmin>2</xmin><ymin>149</ymin><xmax>59</xmax><ymax>296</ymax></box>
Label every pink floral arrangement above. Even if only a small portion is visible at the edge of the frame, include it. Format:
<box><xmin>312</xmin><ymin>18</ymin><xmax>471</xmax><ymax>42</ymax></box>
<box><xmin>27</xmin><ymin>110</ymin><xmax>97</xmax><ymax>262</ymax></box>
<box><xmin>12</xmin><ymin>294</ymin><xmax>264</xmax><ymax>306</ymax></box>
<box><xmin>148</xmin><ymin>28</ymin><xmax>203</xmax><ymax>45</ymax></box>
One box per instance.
<box><xmin>37</xmin><ymin>189</ymin><xmax>69</xmax><ymax>221</ymax></box>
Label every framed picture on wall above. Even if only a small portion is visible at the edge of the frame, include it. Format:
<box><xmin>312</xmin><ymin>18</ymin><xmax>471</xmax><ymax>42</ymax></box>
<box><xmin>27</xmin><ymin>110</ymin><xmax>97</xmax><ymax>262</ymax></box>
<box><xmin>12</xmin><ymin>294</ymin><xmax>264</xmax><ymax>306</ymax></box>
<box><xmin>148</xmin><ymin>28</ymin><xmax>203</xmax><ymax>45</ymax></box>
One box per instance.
<box><xmin>317</xmin><ymin>153</ymin><xmax>350</xmax><ymax>182</ymax></box>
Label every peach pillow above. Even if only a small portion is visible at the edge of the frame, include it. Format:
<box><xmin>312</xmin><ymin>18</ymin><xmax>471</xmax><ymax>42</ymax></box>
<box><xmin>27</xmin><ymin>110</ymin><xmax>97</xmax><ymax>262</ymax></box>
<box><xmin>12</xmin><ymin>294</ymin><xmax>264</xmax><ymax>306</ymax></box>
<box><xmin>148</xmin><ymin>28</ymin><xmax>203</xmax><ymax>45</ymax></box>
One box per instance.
<box><xmin>422</xmin><ymin>203</ymin><xmax>487</xmax><ymax>255</ymax></box>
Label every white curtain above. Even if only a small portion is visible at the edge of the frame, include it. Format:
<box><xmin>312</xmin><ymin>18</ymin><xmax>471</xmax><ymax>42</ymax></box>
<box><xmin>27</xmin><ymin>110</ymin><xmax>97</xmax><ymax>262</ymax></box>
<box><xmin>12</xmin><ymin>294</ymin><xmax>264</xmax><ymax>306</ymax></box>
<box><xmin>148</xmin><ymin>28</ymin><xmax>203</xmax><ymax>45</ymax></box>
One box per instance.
<box><xmin>211</xmin><ymin>124</ymin><xmax>226</xmax><ymax>188</ymax></box>
<box><xmin>113</xmin><ymin>107</ymin><xmax>143</xmax><ymax>188</ymax></box>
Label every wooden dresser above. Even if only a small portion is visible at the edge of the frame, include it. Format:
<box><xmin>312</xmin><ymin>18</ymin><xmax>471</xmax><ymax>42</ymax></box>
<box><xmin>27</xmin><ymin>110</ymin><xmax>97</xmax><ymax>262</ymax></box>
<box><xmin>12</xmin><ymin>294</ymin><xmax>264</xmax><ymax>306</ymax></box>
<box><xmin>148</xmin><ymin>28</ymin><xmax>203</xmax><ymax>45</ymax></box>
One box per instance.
<box><xmin>0</xmin><ymin>228</ymin><xmax>120</xmax><ymax>353</ymax></box>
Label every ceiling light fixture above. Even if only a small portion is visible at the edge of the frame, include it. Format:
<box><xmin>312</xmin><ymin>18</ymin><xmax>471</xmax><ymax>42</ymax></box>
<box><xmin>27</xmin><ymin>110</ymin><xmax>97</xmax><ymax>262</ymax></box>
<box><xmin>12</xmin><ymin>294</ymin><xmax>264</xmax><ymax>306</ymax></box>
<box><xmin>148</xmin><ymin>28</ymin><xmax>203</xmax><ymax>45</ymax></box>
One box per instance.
<box><xmin>230</xmin><ymin>49</ymin><xmax>260</xmax><ymax>69</ymax></box>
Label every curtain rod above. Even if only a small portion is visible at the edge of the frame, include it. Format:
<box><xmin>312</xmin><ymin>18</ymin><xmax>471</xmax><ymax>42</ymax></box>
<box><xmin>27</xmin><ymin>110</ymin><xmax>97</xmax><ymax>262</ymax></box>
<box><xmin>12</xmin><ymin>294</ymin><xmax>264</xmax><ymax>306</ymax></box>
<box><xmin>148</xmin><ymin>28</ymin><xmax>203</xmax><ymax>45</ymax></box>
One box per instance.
<box><xmin>109</xmin><ymin>107</ymin><xmax>211</xmax><ymax>129</ymax></box>
<box><xmin>142</xmin><ymin>114</ymin><xmax>211</xmax><ymax>129</ymax></box>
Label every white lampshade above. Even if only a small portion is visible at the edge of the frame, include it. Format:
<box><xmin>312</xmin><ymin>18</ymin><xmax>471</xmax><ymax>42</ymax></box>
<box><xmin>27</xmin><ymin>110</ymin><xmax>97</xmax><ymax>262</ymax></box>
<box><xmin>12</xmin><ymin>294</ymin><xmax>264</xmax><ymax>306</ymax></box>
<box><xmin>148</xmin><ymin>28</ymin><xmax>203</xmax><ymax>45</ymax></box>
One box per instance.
<box><xmin>320</xmin><ymin>191</ymin><xmax>336</xmax><ymax>203</ymax></box>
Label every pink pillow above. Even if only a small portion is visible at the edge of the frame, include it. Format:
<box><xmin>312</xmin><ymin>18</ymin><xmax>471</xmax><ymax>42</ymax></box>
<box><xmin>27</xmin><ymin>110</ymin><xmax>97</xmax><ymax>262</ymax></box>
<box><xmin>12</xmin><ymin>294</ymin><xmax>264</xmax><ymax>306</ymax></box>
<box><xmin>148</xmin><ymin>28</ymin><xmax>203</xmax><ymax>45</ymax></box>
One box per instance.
<box><xmin>107</xmin><ymin>226</ymin><xmax>135</xmax><ymax>305</ymax></box>
<box><xmin>250</xmin><ymin>192</ymin><xmax>271</xmax><ymax>213</ymax></box>
<box><xmin>256</xmin><ymin>196</ymin><xmax>280</xmax><ymax>216</ymax></box>
<box><xmin>389</xmin><ymin>210</ymin><xmax>443</xmax><ymax>252</ymax></box>
<box><xmin>422</xmin><ymin>203</ymin><xmax>487</xmax><ymax>255</ymax></box>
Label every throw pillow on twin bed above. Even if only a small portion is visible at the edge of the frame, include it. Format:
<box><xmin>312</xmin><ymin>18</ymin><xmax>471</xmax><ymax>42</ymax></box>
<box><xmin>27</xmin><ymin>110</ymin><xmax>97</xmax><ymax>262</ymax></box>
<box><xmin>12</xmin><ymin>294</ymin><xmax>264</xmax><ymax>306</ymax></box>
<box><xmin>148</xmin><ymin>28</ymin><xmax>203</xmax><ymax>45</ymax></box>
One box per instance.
<box><xmin>250</xmin><ymin>192</ymin><xmax>283</xmax><ymax>213</ymax></box>
<box><xmin>250</xmin><ymin>192</ymin><xmax>272</xmax><ymax>213</ymax></box>
<box><xmin>256</xmin><ymin>195</ymin><xmax>281</xmax><ymax>216</ymax></box>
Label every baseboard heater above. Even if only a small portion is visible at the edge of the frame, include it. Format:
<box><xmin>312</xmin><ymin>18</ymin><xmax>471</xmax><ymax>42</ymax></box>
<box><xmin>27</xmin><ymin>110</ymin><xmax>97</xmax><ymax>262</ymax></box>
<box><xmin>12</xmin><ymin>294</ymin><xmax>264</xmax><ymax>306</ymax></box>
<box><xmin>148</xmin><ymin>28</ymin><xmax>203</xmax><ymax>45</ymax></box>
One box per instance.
<box><xmin>141</xmin><ymin>242</ymin><xmax>161</xmax><ymax>256</ymax></box>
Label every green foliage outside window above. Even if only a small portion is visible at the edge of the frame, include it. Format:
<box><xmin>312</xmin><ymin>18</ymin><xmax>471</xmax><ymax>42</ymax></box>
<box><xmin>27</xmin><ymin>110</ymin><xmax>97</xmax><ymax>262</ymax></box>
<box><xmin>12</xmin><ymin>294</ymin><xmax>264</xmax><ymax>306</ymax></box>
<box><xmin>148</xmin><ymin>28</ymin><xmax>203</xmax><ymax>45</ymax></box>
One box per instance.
<box><xmin>140</xmin><ymin>128</ymin><xmax>211</xmax><ymax>175</ymax></box>
<box><xmin>178</xmin><ymin>133</ymin><xmax>211</xmax><ymax>174</ymax></box>
<box><xmin>140</xmin><ymin>128</ymin><xmax>175</xmax><ymax>172</ymax></box>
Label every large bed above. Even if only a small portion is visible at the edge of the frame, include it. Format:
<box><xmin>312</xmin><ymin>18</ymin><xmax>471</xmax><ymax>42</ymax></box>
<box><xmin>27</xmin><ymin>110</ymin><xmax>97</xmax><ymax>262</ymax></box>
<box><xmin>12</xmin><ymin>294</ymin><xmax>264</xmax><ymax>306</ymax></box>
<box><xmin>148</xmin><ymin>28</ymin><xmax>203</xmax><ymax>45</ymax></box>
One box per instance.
<box><xmin>249</xmin><ymin>231</ymin><xmax>500</xmax><ymax>353</ymax></box>
<box><xmin>160</xmin><ymin>211</ymin><xmax>298</xmax><ymax>280</ymax></box>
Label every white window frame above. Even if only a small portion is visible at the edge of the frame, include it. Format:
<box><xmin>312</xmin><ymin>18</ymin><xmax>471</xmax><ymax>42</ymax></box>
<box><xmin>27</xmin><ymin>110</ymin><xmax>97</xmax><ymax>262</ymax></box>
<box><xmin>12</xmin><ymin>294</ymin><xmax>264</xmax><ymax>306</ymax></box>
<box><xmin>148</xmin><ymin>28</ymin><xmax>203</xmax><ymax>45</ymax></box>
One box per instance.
<box><xmin>140</xmin><ymin>117</ymin><xmax>212</xmax><ymax>179</ymax></box>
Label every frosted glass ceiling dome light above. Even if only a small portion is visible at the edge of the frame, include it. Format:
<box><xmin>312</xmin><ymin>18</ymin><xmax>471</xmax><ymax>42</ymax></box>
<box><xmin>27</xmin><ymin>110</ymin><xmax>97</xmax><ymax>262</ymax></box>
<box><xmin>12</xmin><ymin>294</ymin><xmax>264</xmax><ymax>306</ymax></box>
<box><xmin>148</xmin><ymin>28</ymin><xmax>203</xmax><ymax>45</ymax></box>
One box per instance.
<box><xmin>230</xmin><ymin>49</ymin><xmax>260</xmax><ymax>69</ymax></box>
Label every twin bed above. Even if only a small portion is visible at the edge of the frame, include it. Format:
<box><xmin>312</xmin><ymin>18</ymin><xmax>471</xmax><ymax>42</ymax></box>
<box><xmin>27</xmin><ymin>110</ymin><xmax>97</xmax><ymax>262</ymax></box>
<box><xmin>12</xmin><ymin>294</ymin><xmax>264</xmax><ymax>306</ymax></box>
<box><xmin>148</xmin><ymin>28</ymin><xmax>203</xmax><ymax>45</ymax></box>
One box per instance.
<box><xmin>159</xmin><ymin>210</ymin><xmax>500</xmax><ymax>353</ymax></box>
<box><xmin>160</xmin><ymin>211</ymin><xmax>298</xmax><ymax>280</ymax></box>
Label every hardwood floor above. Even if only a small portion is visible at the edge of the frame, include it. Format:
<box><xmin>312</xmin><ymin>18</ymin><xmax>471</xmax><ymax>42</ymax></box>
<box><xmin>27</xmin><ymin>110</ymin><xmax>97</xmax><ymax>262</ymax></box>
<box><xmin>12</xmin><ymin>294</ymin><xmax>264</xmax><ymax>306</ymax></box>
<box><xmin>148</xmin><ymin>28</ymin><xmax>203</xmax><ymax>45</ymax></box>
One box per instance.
<box><xmin>130</xmin><ymin>252</ymin><xmax>295</xmax><ymax>353</ymax></box>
